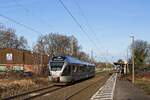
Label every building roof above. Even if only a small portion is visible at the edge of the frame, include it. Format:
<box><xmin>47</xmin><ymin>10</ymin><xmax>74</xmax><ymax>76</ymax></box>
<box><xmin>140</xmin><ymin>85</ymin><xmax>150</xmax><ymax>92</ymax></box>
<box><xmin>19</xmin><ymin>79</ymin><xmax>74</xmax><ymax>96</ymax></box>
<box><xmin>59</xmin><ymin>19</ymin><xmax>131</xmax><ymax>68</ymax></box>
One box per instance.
<box><xmin>0</xmin><ymin>48</ymin><xmax>48</xmax><ymax>56</ymax></box>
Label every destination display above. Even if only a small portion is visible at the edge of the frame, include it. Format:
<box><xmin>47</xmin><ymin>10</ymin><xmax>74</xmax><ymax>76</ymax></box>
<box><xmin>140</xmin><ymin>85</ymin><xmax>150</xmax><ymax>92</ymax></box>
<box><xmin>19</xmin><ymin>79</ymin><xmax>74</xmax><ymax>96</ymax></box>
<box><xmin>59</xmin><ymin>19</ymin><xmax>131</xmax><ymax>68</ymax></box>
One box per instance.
<box><xmin>52</xmin><ymin>56</ymin><xmax>66</xmax><ymax>61</ymax></box>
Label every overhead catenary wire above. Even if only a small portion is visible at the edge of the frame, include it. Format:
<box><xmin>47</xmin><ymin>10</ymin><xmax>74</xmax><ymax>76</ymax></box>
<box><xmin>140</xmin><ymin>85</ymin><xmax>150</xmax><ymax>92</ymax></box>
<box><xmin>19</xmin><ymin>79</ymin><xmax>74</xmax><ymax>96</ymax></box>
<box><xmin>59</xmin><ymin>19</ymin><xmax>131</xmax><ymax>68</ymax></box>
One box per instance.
<box><xmin>0</xmin><ymin>0</ymin><xmax>111</xmax><ymax>62</ymax></box>
<box><xmin>58</xmin><ymin>0</ymin><xmax>109</xmax><ymax>62</ymax></box>
<box><xmin>73</xmin><ymin>0</ymin><xmax>109</xmax><ymax>61</ymax></box>
<box><xmin>73</xmin><ymin>0</ymin><xmax>106</xmax><ymax>49</ymax></box>
<box><xmin>13</xmin><ymin>0</ymin><xmax>88</xmax><ymax>49</ymax></box>
<box><xmin>13</xmin><ymin>0</ymin><xmax>102</xmax><ymax>54</ymax></box>
<box><xmin>0</xmin><ymin>14</ymin><xmax>42</xmax><ymax>35</ymax></box>
<box><xmin>14</xmin><ymin>0</ymin><xmax>29</xmax><ymax>12</ymax></box>
<box><xmin>13</xmin><ymin>0</ymin><xmax>54</xmax><ymax>29</ymax></box>
<box><xmin>0</xmin><ymin>1</ymin><xmax>86</xmax><ymax>55</ymax></box>
<box><xmin>0</xmin><ymin>14</ymin><xmax>87</xmax><ymax>57</ymax></box>
<box><xmin>58</xmin><ymin>0</ymin><xmax>101</xmax><ymax>52</ymax></box>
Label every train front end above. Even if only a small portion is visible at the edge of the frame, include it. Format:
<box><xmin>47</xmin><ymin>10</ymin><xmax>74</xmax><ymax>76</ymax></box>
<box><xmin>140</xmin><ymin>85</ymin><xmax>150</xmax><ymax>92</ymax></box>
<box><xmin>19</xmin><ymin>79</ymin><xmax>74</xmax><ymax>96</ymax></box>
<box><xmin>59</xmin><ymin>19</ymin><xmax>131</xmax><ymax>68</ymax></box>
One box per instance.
<box><xmin>48</xmin><ymin>56</ymin><xmax>72</xmax><ymax>83</ymax></box>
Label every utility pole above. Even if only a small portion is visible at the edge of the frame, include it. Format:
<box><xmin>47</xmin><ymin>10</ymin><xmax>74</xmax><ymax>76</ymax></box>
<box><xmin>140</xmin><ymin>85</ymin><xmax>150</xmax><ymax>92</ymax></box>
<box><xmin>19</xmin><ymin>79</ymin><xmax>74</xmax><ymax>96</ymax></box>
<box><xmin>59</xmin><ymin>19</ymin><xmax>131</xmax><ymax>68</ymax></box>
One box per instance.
<box><xmin>71</xmin><ymin>37</ymin><xmax>74</xmax><ymax>56</ymax></box>
<box><xmin>126</xmin><ymin>48</ymin><xmax>128</xmax><ymax>74</ymax></box>
<box><xmin>40</xmin><ymin>39</ymin><xmax>44</xmax><ymax>75</ymax></box>
<box><xmin>41</xmin><ymin>53</ymin><xmax>43</xmax><ymax>67</ymax></box>
<box><xmin>91</xmin><ymin>50</ymin><xmax>93</xmax><ymax>62</ymax></box>
<box><xmin>131</xmin><ymin>36</ymin><xmax>135</xmax><ymax>83</ymax></box>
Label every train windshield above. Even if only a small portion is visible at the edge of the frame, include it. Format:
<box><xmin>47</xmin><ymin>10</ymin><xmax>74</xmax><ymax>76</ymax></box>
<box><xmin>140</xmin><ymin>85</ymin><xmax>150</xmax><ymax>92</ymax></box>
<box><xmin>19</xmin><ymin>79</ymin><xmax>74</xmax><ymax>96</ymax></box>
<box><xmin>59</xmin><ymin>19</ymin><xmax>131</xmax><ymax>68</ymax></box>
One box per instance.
<box><xmin>50</xmin><ymin>62</ymin><xmax>64</xmax><ymax>71</ymax></box>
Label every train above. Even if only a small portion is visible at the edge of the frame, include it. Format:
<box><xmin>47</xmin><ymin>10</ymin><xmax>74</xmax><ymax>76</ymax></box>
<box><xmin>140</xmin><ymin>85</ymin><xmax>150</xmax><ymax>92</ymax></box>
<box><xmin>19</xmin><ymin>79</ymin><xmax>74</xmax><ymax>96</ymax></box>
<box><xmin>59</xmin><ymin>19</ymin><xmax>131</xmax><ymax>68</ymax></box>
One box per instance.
<box><xmin>48</xmin><ymin>56</ymin><xmax>95</xmax><ymax>83</ymax></box>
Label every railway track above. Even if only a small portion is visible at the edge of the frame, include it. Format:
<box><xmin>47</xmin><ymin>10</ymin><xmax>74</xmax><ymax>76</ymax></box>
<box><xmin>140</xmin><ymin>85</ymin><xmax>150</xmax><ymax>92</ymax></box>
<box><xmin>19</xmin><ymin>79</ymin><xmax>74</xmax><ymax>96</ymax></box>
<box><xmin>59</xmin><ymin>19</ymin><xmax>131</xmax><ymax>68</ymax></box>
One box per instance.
<box><xmin>1</xmin><ymin>84</ymin><xmax>64</xmax><ymax>100</ymax></box>
<box><xmin>1</xmin><ymin>72</ymin><xmax>109</xmax><ymax>100</ymax></box>
<box><xmin>64</xmin><ymin>77</ymin><xmax>107</xmax><ymax>100</ymax></box>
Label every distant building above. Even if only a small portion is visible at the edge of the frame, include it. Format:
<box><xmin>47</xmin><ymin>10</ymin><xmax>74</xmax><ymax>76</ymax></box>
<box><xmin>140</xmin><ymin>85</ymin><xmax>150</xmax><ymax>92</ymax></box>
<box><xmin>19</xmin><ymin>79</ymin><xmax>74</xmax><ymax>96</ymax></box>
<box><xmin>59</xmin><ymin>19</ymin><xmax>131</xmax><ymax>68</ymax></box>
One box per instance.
<box><xmin>0</xmin><ymin>48</ymin><xmax>49</xmax><ymax>75</ymax></box>
<box><xmin>113</xmin><ymin>62</ymin><xmax>129</xmax><ymax>74</ymax></box>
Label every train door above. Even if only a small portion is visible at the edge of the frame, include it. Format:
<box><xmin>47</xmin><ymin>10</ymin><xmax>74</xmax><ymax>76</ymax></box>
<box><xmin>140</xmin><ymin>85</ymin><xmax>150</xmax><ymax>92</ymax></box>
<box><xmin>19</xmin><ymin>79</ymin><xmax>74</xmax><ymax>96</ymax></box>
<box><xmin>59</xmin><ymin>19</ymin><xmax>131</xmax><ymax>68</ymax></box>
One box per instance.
<box><xmin>71</xmin><ymin>65</ymin><xmax>79</xmax><ymax>81</ymax></box>
<box><xmin>61</xmin><ymin>65</ymin><xmax>71</xmax><ymax>76</ymax></box>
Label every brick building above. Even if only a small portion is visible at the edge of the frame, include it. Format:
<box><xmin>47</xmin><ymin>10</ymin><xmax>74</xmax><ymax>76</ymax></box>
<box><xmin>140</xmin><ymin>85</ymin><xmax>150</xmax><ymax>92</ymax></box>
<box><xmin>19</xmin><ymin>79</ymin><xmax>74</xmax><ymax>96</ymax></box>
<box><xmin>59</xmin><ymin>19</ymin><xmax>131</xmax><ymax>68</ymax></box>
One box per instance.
<box><xmin>0</xmin><ymin>48</ymin><xmax>49</xmax><ymax>75</ymax></box>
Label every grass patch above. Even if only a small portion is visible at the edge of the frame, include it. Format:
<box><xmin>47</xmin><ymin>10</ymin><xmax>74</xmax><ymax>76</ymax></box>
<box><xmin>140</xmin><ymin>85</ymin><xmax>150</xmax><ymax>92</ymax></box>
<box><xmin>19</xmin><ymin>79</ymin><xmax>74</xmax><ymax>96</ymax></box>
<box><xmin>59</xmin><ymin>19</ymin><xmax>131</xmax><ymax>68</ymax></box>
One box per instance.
<box><xmin>0</xmin><ymin>71</ymin><xmax>111</xmax><ymax>99</ymax></box>
<box><xmin>0</xmin><ymin>77</ymin><xmax>49</xmax><ymax>98</ymax></box>
<box><xmin>135</xmin><ymin>77</ymin><xmax>150</xmax><ymax>95</ymax></box>
<box><xmin>125</xmin><ymin>73</ymin><xmax>150</xmax><ymax>95</ymax></box>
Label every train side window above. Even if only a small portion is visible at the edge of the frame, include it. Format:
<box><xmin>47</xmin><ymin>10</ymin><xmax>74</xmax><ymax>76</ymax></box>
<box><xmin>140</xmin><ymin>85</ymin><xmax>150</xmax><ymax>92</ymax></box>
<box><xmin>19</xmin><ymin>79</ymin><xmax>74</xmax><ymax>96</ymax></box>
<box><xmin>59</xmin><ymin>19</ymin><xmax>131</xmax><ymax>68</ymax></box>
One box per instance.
<box><xmin>80</xmin><ymin>65</ymin><xmax>85</xmax><ymax>72</ymax></box>
<box><xmin>87</xmin><ymin>66</ymin><xmax>90</xmax><ymax>72</ymax></box>
<box><xmin>79</xmin><ymin>65</ymin><xmax>84</xmax><ymax>72</ymax></box>
<box><xmin>89</xmin><ymin>66</ymin><xmax>92</xmax><ymax>72</ymax></box>
<box><xmin>88</xmin><ymin>66</ymin><xmax>90</xmax><ymax>72</ymax></box>
<box><xmin>85</xmin><ymin>65</ymin><xmax>88</xmax><ymax>72</ymax></box>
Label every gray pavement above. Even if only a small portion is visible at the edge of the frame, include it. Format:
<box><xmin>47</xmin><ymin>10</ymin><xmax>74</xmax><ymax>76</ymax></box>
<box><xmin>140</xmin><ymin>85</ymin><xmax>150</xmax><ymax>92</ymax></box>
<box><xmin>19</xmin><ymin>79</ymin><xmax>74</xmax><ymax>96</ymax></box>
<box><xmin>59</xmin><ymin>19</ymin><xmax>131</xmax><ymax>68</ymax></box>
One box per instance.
<box><xmin>114</xmin><ymin>78</ymin><xmax>150</xmax><ymax>100</ymax></box>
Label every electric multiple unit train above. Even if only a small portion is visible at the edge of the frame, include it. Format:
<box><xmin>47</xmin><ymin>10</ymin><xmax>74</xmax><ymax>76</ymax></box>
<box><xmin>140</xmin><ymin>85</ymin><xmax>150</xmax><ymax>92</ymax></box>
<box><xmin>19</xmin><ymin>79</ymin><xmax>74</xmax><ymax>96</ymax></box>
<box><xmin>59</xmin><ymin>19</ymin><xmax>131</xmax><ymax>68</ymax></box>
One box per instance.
<box><xmin>48</xmin><ymin>56</ymin><xmax>95</xmax><ymax>83</ymax></box>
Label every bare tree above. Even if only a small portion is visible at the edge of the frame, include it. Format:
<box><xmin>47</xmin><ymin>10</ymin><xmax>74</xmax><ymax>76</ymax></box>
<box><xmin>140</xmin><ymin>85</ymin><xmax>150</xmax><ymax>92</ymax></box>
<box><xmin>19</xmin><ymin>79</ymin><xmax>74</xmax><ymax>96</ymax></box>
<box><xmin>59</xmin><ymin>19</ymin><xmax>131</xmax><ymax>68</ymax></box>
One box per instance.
<box><xmin>33</xmin><ymin>33</ymin><xmax>93</xmax><ymax>62</ymax></box>
<box><xmin>17</xmin><ymin>36</ymin><xmax>28</xmax><ymax>50</ymax></box>
<box><xmin>0</xmin><ymin>28</ymin><xmax>17</xmax><ymax>48</ymax></box>
<box><xmin>34</xmin><ymin>33</ymin><xmax>72</xmax><ymax>56</ymax></box>
<box><xmin>33</xmin><ymin>35</ymin><xmax>46</xmax><ymax>54</ymax></box>
<box><xmin>69</xmin><ymin>35</ymin><xmax>80</xmax><ymax>57</ymax></box>
<box><xmin>130</xmin><ymin>40</ymin><xmax>149</xmax><ymax>70</ymax></box>
<box><xmin>77</xmin><ymin>51</ymin><xmax>90</xmax><ymax>62</ymax></box>
<box><xmin>0</xmin><ymin>25</ymin><xmax>29</xmax><ymax>50</ymax></box>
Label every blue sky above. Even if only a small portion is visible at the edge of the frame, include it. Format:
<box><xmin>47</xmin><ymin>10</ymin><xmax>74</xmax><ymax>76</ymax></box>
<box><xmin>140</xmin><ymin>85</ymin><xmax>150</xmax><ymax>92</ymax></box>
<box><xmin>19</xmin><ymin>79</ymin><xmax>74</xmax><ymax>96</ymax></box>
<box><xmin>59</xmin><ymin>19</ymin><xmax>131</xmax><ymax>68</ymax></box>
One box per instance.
<box><xmin>0</xmin><ymin>0</ymin><xmax>150</xmax><ymax>62</ymax></box>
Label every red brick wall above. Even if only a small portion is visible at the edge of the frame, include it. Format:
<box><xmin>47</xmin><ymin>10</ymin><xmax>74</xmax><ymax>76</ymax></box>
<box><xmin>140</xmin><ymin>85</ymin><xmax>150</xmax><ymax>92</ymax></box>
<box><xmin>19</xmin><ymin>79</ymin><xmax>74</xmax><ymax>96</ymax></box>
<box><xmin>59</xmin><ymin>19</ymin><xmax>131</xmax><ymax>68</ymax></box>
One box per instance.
<box><xmin>0</xmin><ymin>48</ymin><xmax>49</xmax><ymax>75</ymax></box>
<box><xmin>0</xmin><ymin>48</ymin><xmax>49</xmax><ymax>65</ymax></box>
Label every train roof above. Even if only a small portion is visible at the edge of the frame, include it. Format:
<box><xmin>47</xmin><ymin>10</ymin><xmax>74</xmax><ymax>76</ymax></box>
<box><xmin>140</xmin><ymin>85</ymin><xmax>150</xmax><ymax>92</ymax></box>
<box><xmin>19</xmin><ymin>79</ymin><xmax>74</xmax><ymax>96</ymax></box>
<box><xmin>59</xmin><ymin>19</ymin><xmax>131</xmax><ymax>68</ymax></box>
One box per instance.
<box><xmin>51</xmin><ymin>56</ymin><xmax>95</xmax><ymax>66</ymax></box>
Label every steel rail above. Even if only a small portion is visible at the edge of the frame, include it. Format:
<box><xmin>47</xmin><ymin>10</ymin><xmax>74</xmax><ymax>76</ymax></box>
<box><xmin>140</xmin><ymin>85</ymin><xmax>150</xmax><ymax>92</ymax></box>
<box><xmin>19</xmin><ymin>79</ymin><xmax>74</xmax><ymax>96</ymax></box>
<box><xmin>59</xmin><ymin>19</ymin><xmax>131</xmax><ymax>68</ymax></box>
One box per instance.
<box><xmin>1</xmin><ymin>84</ymin><xmax>61</xmax><ymax>100</ymax></box>
<box><xmin>24</xmin><ymin>86</ymin><xmax>63</xmax><ymax>100</ymax></box>
<box><xmin>65</xmin><ymin>77</ymin><xmax>107</xmax><ymax>100</ymax></box>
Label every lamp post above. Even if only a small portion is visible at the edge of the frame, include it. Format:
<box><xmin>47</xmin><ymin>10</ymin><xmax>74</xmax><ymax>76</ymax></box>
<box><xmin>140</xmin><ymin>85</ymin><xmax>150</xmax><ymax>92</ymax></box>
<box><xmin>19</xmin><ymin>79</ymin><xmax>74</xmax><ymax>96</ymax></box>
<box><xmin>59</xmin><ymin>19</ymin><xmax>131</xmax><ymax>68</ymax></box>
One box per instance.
<box><xmin>126</xmin><ymin>47</ymin><xmax>129</xmax><ymax>74</ymax></box>
<box><xmin>40</xmin><ymin>39</ymin><xmax>44</xmax><ymax>75</ymax></box>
